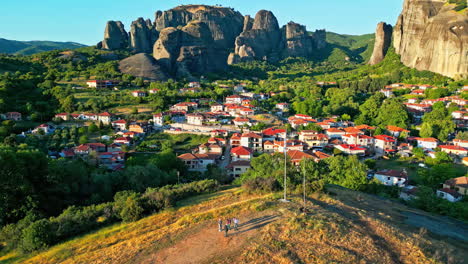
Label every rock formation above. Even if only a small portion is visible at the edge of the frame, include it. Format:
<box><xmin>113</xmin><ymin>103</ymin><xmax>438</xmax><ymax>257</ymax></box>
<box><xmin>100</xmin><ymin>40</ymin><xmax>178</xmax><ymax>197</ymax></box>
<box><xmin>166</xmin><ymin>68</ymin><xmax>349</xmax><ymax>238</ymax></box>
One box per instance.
<box><xmin>102</xmin><ymin>21</ymin><xmax>128</xmax><ymax>50</ymax></box>
<box><xmin>99</xmin><ymin>5</ymin><xmax>328</xmax><ymax>78</ymax></box>
<box><xmin>119</xmin><ymin>53</ymin><xmax>169</xmax><ymax>81</ymax></box>
<box><xmin>368</xmin><ymin>22</ymin><xmax>393</xmax><ymax>65</ymax></box>
<box><xmin>129</xmin><ymin>18</ymin><xmax>157</xmax><ymax>53</ymax></box>
<box><xmin>393</xmin><ymin>0</ymin><xmax>468</xmax><ymax>78</ymax></box>
<box><xmin>312</xmin><ymin>29</ymin><xmax>327</xmax><ymax>50</ymax></box>
<box><xmin>233</xmin><ymin>10</ymin><xmax>282</xmax><ymax>62</ymax></box>
<box><xmin>282</xmin><ymin>22</ymin><xmax>313</xmax><ymax>58</ymax></box>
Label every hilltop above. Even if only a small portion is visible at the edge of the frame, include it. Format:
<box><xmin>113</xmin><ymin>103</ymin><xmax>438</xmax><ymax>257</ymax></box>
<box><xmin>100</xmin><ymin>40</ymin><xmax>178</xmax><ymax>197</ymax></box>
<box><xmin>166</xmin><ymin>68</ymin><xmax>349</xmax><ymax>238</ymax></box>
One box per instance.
<box><xmin>3</xmin><ymin>186</ymin><xmax>466</xmax><ymax>264</ymax></box>
<box><xmin>0</xmin><ymin>38</ymin><xmax>86</xmax><ymax>55</ymax></box>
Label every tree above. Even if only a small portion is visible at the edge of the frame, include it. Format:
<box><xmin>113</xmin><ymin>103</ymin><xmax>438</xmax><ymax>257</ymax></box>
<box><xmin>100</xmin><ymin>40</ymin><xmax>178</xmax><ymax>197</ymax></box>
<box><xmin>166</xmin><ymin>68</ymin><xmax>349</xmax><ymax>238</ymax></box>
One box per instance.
<box><xmin>324</xmin><ymin>155</ymin><xmax>368</xmax><ymax>190</ymax></box>
<box><xmin>420</xmin><ymin>122</ymin><xmax>434</xmax><ymax>138</ymax></box>
<box><xmin>88</xmin><ymin>123</ymin><xmax>98</xmax><ymax>133</ymax></box>
<box><xmin>375</xmin><ymin>98</ymin><xmax>409</xmax><ymax>128</ymax></box>
<box><xmin>20</xmin><ymin>219</ymin><xmax>55</xmax><ymax>252</ymax></box>
<box><xmin>355</xmin><ymin>93</ymin><xmax>385</xmax><ymax>125</ymax></box>
<box><xmin>456</xmin><ymin>131</ymin><xmax>468</xmax><ymax>141</ymax></box>
<box><xmin>120</xmin><ymin>196</ymin><xmax>144</xmax><ymax>222</ymax></box>
<box><xmin>78</xmin><ymin>135</ymin><xmax>88</xmax><ymax>145</ymax></box>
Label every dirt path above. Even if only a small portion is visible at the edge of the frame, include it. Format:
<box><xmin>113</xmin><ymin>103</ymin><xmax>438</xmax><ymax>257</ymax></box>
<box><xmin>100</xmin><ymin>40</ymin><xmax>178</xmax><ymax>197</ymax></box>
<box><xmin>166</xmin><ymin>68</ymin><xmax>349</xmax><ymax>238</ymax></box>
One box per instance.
<box><xmin>145</xmin><ymin>214</ymin><xmax>280</xmax><ymax>264</ymax></box>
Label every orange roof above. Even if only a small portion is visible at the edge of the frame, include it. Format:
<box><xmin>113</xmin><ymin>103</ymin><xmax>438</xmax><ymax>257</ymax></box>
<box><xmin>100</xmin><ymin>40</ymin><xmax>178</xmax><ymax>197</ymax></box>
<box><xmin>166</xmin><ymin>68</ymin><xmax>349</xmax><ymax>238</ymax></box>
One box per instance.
<box><xmin>231</xmin><ymin>146</ymin><xmax>253</xmax><ymax>156</ymax></box>
<box><xmin>287</xmin><ymin>150</ymin><xmax>313</xmax><ymax>161</ymax></box>
<box><xmin>326</xmin><ymin>128</ymin><xmax>345</xmax><ymax>133</ymax></box>
<box><xmin>417</xmin><ymin>137</ymin><xmax>438</xmax><ymax>142</ymax></box>
<box><xmin>354</xmin><ymin>124</ymin><xmax>375</xmax><ymax>130</ymax></box>
<box><xmin>344</xmin><ymin>127</ymin><xmax>363</xmax><ymax>134</ymax></box>
<box><xmin>439</xmin><ymin>145</ymin><xmax>467</xmax><ymax>151</ymax></box>
<box><xmin>386</xmin><ymin>125</ymin><xmax>409</xmax><ymax>133</ymax></box>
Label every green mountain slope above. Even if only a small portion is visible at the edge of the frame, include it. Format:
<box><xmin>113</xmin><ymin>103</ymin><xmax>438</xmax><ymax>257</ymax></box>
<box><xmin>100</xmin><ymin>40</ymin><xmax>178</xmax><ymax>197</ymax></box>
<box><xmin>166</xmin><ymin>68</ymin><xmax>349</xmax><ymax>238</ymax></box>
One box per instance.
<box><xmin>0</xmin><ymin>38</ymin><xmax>87</xmax><ymax>55</ymax></box>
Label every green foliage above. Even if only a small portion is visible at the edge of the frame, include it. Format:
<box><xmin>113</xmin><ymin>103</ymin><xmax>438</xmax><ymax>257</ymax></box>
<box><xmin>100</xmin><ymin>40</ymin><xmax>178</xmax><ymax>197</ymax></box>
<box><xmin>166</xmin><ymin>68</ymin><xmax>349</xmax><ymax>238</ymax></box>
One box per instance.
<box><xmin>323</xmin><ymin>155</ymin><xmax>368</xmax><ymax>190</ymax></box>
<box><xmin>20</xmin><ymin>219</ymin><xmax>55</xmax><ymax>252</ymax></box>
<box><xmin>375</xmin><ymin>98</ymin><xmax>409</xmax><ymax>128</ymax></box>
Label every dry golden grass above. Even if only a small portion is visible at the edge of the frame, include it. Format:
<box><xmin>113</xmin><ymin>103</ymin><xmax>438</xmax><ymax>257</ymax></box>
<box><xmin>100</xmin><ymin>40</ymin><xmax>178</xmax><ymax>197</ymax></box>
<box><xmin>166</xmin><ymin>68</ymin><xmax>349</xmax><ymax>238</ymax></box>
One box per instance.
<box><xmin>7</xmin><ymin>186</ymin><xmax>467</xmax><ymax>264</ymax></box>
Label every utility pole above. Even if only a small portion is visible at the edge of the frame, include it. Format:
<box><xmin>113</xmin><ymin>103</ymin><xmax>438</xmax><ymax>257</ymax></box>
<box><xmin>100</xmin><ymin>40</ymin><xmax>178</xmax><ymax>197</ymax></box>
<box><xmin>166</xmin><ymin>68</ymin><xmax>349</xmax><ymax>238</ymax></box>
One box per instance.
<box><xmin>177</xmin><ymin>170</ymin><xmax>180</xmax><ymax>185</ymax></box>
<box><xmin>281</xmin><ymin>130</ymin><xmax>289</xmax><ymax>202</ymax></box>
<box><xmin>303</xmin><ymin>167</ymin><xmax>306</xmax><ymax>208</ymax></box>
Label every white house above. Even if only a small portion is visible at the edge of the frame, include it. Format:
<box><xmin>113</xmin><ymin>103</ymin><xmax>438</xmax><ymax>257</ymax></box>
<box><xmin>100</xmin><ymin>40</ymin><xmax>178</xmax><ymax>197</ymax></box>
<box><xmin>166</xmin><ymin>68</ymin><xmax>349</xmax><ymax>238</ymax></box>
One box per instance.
<box><xmin>178</xmin><ymin>153</ymin><xmax>216</xmax><ymax>172</ymax></box>
<box><xmin>436</xmin><ymin>188</ymin><xmax>463</xmax><ymax>202</ymax></box>
<box><xmin>225</xmin><ymin>95</ymin><xmax>243</xmax><ymax>104</ymax></box>
<box><xmin>153</xmin><ymin>113</ymin><xmax>164</xmax><ymax>127</ymax></box>
<box><xmin>374</xmin><ymin>169</ymin><xmax>408</xmax><ymax>187</ymax></box>
<box><xmin>186</xmin><ymin>113</ymin><xmax>204</xmax><ymax>126</ymax></box>
<box><xmin>132</xmin><ymin>90</ymin><xmax>147</xmax><ymax>97</ymax></box>
<box><xmin>226</xmin><ymin>160</ymin><xmax>251</xmax><ymax>178</ymax></box>
<box><xmin>416</xmin><ymin>137</ymin><xmax>438</xmax><ymax>150</ymax></box>
<box><xmin>111</xmin><ymin>120</ymin><xmax>127</xmax><ymax>131</ymax></box>
<box><xmin>231</xmin><ymin>146</ymin><xmax>253</xmax><ymax>161</ymax></box>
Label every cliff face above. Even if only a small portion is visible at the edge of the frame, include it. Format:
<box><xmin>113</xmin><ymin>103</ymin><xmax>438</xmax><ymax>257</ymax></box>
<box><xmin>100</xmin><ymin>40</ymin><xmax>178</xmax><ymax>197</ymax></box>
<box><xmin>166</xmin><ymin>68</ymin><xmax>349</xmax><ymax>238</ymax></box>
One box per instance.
<box><xmin>102</xmin><ymin>21</ymin><xmax>128</xmax><ymax>50</ymax></box>
<box><xmin>100</xmin><ymin>5</ymin><xmax>326</xmax><ymax>79</ymax></box>
<box><xmin>368</xmin><ymin>22</ymin><xmax>393</xmax><ymax>65</ymax></box>
<box><xmin>393</xmin><ymin>0</ymin><xmax>468</xmax><ymax>78</ymax></box>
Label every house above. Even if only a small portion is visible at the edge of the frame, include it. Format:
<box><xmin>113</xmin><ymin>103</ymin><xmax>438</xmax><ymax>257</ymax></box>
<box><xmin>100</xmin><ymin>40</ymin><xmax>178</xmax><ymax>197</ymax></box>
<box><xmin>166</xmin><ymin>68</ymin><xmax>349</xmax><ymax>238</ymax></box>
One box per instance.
<box><xmin>186</xmin><ymin>113</ymin><xmax>204</xmax><ymax>125</ymax></box>
<box><xmin>326</xmin><ymin>128</ymin><xmax>346</xmax><ymax>139</ymax></box>
<box><xmin>239</xmin><ymin>107</ymin><xmax>254</xmax><ymax>116</ymax></box>
<box><xmin>400</xmin><ymin>186</ymin><xmax>418</xmax><ymax>201</ymax></box>
<box><xmin>55</xmin><ymin>113</ymin><xmax>70</xmax><ymax>121</ymax></box>
<box><xmin>111</xmin><ymin>120</ymin><xmax>127</xmax><ymax>131</ymax></box>
<box><xmin>233</xmin><ymin>117</ymin><xmax>251</xmax><ymax>127</ymax></box>
<box><xmin>262</xmin><ymin>127</ymin><xmax>286</xmax><ymax>141</ymax></box>
<box><xmin>287</xmin><ymin>150</ymin><xmax>314</xmax><ymax>166</ymax></box>
<box><xmin>178</xmin><ymin>153</ymin><xmax>216</xmax><ymax>172</ymax></box>
<box><xmin>188</xmin><ymin>81</ymin><xmax>201</xmax><ymax>88</ymax></box>
<box><xmin>310</xmin><ymin>150</ymin><xmax>331</xmax><ymax>162</ymax></box>
<box><xmin>86</xmin><ymin>80</ymin><xmax>119</xmax><ymax>89</ymax></box>
<box><xmin>454</xmin><ymin>139</ymin><xmax>468</xmax><ymax>149</ymax></box>
<box><xmin>198</xmin><ymin>143</ymin><xmax>223</xmax><ymax>154</ymax></box>
<box><xmin>208</xmin><ymin>137</ymin><xmax>226</xmax><ymax>146</ymax></box>
<box><xmin>274</xmin><ymin>140</ymin><xmax>305</xmax><ymax>153</ymax></box>
<box><xmin>342</xmin><ymin>134</ymin><xmax>374</xmax><ymax>149</ymax></box>
<box><xmin>263</xmin><ymin>140</ymin><xmax>275</xmax><ymax>153</ymax></box>
<box><xmin>98</xmin><ymin>112</ymin><xmax>112</xmax><ymax>125</ymax></box>
<box><xmin>443</xmin><ymin>176</ymin><xmax>468</xmax><ymax>196</ymax></box>
<box><xmin>439</xmin><ymin>145</ymin><xmax>468</xmax><ymax>157</ymax></box>
<box><xmin>153</xmin><ymin>113</ymin><xmax>164</xmax><ymax>127</ymax></box>
<box><xmin>226</xmin><ymin>160</ymin><xmax>251</xmax><ymax>178</ymax></box>
<box><xmin>231</xmin><ymin>146</ymin><xmax>253</xmax><ymax>161</ymax></box>
<box><xmin>463</xmin><ymin>157</ymin><xmax>468</xmax><ymax>166</ymax></box>
<box><xmin>74</xmin><ymin>143</ymin><xmax>106</xmax><ymax>155</ymax></box>
<box><xmin>5</xmin><ymin>112</ymin><xmax>22</xmax><ymax>121</ymax></box>
<box><xmin>210</xmin><ymin>103</ymin><xmax>224</xmax><ymax>112</ymax></box>
<box><xmin>374</xmin><ymin>169</ymin><xmax>408</xmax><ymax>187</ymax></box>
<box><xmin>230</xmin><ymin>133</ymin><xmax>242</xmax><ymax>147</ymax></box>
<box><xmin>132</xmin><ymin>90</ymin><xmax>147</xmax><ymax>97</ymax></box>
<box><xmin>386</xmin><ymin>126</ymin><xmax>410</xmax><ymax>137</ymax></box>
<box><xmin>114</xmin><ymin>137</ymin><xmax>132</xmax><ymax>145</ymax></box>
<box><xmin>298</xmin><ymin>130</ymin><xmax>328</xmax><ymax>148</ymax></box>
<box><xmin>123</xmin><ymin>131</ymin><xmax>139</xmax><ymax>138</ymax></box>
<box><xmin>374</xmin><ymin>135</ymin><xmax>397</xmax><ymax>154</ymax></box>
<box><xmin>335</xmin><ymin>144</ymin><xmax>366</xmax><ymax>156</ymax></box>
<box><xmin>98</xmin><ymin>151</ymin><xmax>125</xmax><ymax>170</ymax></box>
<box><xmin>276</xmin><ymin>103</ymin><xmax>289</xmax><ymax>111</ymax></box>
<box><xmin>149</xmin><ymin>89</ymin><xmax>159</xmax><ymax>94</ymax></box>
<box><xmin>225</xmin><ymin>95</ymin><xmax>243</xmax><ymax>104</ymax></box>
<box><xmin>171</xmin><ymin>102</ymin><xmax>198</xmax><ymax>112</ymax></box>
<box><xmin>240</xmin><ymin>132</ymin><xmax>263</xmax><ymax>152</ymax></box>
<box><xmin>129</xmin><ymin>124</ymin><xmax>146</xmax><ymax>134</ymax></box>
<box><xmin>380</xmin><ymin>88</ymin><xmax>393</xmax><ymax>98</ymax></box>
<box><xmin>416</xmin><ymin>137</ymin><xmax>438</xmax><ymax>150</ymax></box>
<box><xmin>33</xmin><ymin>124</ymin><xmax>54</xmax><ymax>134</ymax></box>
<box><xmin>436</xmin><ymin>189</ymin><xmax>463</xmax><ymax>202</ymax></box>
<box><xmin>211</xmin><ymin>129</ymin><xmax>228</xmax><ymax>137</ymax></box>
<box><xmin>343</xmin><ymin>127</ymin><xmax>364</xmax><ymax>135</ymax></box>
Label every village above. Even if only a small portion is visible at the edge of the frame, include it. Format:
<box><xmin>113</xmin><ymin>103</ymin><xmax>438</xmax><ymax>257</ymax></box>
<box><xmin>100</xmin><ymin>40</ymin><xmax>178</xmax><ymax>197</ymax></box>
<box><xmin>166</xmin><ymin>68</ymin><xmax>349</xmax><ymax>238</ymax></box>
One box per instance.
<box><xmin>1</xmin><ymin>80</ymin><xmax>468</xmax><ymax>204</ymax></box>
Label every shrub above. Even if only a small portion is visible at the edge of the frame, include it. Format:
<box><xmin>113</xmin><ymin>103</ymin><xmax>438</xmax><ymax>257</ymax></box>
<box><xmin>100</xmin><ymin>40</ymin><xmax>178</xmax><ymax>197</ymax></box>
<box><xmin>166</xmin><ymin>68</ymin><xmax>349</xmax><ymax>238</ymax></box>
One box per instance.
<box><xmin>243</xmin><ymin>177</ymin><xmax>280</xmax><ymax>193</ymax></box>
<box><xmin>20</xmin><ymin>219</ymin><xmax>55</xmax><ymax>252</ymax></box>
<box><xmin>120</xmin><ymin>197</ymin><xmax>144</xmax><ymax>222</ymax></box>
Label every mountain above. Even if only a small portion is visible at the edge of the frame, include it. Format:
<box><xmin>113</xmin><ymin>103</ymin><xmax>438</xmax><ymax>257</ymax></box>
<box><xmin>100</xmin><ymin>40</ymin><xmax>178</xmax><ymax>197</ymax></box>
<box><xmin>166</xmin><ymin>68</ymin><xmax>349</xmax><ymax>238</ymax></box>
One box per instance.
<box><xmin>0</xmin><ymin>38</ymin><xmax>87</xmax><ymax>55</ymax></box>
<box><xmin>10</xmin><ymin>186</ymin><xmax>468</xmax><ymax>263</ymax></box>
<box><xmin>392</xmin><ymin>0</ymin><xmax>468</xmax><ymax>79</ymax></box>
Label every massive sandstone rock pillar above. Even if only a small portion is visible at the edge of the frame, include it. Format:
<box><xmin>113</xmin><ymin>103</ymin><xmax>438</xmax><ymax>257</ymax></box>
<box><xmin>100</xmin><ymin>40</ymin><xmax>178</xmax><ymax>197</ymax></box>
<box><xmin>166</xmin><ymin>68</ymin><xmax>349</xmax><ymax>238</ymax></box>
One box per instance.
<box><xmin>102</xmin><ymin>21</ymin><xmax>128</xmax><ymax>50</ymax></box>
<box><xmin>393</xmin><ymin>0</ymin><xmax>468</xmax><ymax>79</ymax></box>
<box><xmin>368</xmin><ymin>22</ymin><xmax>393</xmax><ymax>65</ymax></box>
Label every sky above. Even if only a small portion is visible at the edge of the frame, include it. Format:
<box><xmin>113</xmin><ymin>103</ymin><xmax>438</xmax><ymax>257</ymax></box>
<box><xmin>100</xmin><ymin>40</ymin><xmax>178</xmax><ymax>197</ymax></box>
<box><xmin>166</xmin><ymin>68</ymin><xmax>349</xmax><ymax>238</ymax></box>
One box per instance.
<box><xmin>1</xmin><ymin>0</ymin><xmax>404</xmax><ymax>45</ymax></box>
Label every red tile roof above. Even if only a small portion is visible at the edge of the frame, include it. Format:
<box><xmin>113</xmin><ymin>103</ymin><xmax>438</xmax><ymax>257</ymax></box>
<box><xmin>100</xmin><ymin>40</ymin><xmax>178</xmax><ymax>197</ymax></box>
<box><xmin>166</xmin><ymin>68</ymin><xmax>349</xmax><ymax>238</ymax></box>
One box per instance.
<box><xmin>231</xmin><ymin>146</ymin><xmax>253</xmax><ymax>156</ymax></box>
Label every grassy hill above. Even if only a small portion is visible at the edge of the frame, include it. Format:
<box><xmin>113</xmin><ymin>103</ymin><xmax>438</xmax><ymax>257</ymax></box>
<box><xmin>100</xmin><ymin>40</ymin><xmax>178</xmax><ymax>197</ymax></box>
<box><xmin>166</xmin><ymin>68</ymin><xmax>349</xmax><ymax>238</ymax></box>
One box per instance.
<box><xmin>0</xmin><ymin>38</ymin><xmax>86</xmax><ymax>55</ymax></box>
<box><xmin>2</xmin><ymin>186</ymin><xmax>466</xmax><ymax>264</ymax></box>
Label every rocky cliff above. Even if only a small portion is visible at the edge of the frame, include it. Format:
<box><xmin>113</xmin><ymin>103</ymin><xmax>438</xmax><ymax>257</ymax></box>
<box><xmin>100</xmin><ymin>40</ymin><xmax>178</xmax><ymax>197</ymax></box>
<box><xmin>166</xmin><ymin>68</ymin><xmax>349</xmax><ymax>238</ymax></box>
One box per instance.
<box><xmin>99</xmin><ymin>5</ymin><xmax>326</xmax><ymax>79</ymax></box>
<box><xmin>393</xmin><ymin>0</ymin><xmax>468</xmax><ymax>78</ymax></box>
<box><xmin>368</xmin><ymin>22</ymin><xmax>393</xmax><ymax>65</ymax></box>
<box><xmin>101</xmin><ymin>21</ymin><xmax>128</xmax><ymax>50</ymax></box>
